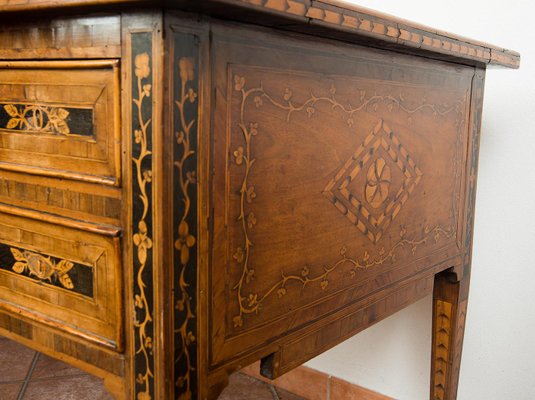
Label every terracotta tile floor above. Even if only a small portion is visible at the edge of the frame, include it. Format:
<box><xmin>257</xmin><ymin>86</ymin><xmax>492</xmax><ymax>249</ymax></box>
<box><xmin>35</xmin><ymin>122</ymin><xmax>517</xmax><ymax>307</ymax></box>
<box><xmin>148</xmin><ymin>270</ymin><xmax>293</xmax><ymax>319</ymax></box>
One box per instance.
<box><xmin>0</xmin><ymin>336</ymin><xmax>305</xmax><ymax>400</ymax></box>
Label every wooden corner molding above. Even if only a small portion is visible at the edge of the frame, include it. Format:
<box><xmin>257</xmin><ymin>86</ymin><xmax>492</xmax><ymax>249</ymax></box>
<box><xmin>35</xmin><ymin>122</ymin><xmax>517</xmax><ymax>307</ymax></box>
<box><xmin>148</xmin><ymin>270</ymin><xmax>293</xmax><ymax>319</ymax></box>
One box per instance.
<box><xmin>0</xmin><ymin>1</ymin><xmax>519</xmax><ymax>68</ymax></box>
<box><xmin>190</xmin><ymin>0</ymin><xmax>520</xmax><ymax>69</ymax></box>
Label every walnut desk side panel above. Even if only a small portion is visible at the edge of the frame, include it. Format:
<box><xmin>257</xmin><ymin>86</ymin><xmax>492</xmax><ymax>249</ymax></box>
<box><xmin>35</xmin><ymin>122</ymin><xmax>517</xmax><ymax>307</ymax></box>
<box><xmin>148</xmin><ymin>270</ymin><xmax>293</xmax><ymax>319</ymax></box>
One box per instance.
<box><xmin>198</xmin><ymin>19</ymin><xmax>485</xmax><ymax>396</ymax></box>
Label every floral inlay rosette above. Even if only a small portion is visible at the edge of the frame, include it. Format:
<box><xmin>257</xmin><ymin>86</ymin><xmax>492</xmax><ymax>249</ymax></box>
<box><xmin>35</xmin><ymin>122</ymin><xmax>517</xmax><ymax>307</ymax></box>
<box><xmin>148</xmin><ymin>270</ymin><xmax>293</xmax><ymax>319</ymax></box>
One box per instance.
<box><xmin>10</xmin><ymin>247</ymin><xmax>74</xmax><ymax>289</ymax></box>
<box><xmin>365</xmin><ymin>158</ymin><xmax>392</xmax><ymax>209</ymax></box>
<box><xmin>3</xmin><ymin>103</ymin><xmax>71</xmax><ymax>135</ymax></box>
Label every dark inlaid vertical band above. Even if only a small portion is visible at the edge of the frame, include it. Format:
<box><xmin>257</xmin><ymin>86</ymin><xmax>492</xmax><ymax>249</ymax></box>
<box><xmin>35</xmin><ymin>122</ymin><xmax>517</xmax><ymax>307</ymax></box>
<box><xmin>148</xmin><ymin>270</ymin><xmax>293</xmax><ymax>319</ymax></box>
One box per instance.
<box><xmin>173</xmin><ymin>31</ymin><xmax>199</xmax><ymax>399</ymax></box>
<box><xmin>131</xmin><ymin>32</ymin><xmax>155</xmax><ymax>400</ymax></box>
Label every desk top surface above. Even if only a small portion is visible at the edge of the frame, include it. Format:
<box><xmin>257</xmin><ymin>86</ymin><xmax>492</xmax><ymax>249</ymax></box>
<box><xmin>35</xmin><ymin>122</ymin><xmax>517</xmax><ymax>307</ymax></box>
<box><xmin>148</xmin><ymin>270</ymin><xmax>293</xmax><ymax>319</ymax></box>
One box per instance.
<box><xmin>0</xmin><ymin>0</ymin><xmax>519</xmax><ymax>67</ymax></box>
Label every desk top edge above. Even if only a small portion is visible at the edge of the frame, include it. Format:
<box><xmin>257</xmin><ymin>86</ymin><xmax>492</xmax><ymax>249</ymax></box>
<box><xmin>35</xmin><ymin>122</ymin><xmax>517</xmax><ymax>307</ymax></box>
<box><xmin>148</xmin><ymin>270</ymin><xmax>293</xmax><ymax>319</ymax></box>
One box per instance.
<box><xmin>0</xmin><ymin>0</ymin><xmax>520</xmax><ymax>69</ymax></box>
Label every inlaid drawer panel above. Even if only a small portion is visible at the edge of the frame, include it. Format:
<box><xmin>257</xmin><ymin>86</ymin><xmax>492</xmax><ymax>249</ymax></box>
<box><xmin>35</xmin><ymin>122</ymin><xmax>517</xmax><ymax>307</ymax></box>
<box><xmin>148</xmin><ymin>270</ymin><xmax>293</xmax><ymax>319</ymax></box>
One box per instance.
<box><xmin>0</xmin><ymin>212</ymin><xmax>122</xmax><ymax>350</ymax></box>
<box><xmin>0</xmin><ymin>60</ymin><xmax>120</xmax><ymax>185</ymax></box>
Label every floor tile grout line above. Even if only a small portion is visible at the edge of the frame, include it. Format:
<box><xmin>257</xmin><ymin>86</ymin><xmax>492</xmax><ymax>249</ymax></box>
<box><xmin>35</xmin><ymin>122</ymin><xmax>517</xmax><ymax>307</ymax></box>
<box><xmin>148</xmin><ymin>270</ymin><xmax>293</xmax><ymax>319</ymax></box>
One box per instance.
<box><xmin>17</xmin><ymin>352</ymin><xmax>39</xmax><ymax>400</ymax></box>
<box><xmin>269</xmin><ymin>384</ymin><xmax>281</xmax><ymax>400</ymax></box>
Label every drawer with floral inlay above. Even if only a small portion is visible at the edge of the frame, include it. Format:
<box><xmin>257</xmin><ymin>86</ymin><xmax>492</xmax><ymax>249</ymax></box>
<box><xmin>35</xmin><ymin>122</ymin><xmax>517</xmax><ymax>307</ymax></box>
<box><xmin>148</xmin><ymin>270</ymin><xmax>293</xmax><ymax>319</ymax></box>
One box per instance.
<box><xmin>0</xmin><ymin>210</ymin><xmax>123</xmax><ymax>350</ymax></box>
<box><xmin>0</xmin><ymin>60</ymin><xmax>120</xmax><ymax>186</ymax></box>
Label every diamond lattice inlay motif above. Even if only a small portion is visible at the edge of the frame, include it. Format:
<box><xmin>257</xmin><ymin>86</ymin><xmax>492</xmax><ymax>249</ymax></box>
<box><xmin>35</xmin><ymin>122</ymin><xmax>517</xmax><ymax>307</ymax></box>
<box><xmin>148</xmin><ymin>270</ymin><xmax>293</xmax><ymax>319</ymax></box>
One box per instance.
<box><xmin>323</xmin><ymin>120</ymin><xmax>423</xmax><ymax>243</ymax></box>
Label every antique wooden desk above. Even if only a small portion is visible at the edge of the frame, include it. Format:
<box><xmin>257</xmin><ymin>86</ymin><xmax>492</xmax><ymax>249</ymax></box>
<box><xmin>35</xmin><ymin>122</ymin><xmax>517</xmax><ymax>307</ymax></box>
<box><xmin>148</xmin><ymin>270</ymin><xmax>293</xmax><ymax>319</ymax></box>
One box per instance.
<box><xmin>0</xmin><ymin>1</ymin><xmax>519</xmax><ymax>399</ymax></box>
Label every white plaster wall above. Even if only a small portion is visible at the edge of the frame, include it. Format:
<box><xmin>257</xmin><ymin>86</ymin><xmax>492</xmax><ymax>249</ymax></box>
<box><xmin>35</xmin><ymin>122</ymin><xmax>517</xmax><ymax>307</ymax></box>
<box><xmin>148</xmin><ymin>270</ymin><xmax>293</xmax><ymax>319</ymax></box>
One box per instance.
<box><xmin>305</xmin><ymin>1</ymin><xmax>535</xmax><ymax>399</ymax></box>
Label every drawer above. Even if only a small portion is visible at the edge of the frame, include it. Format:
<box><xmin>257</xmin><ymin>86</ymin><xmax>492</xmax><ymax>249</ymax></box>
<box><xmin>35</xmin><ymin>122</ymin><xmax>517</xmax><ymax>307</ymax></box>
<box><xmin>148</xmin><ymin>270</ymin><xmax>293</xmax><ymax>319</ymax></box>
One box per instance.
<box><xmin>0</xmin><ymin>60</ymin><xmax>120</xmax><ymax>185</ymax></box>
<box><xmin>0</xmin><ymin>212</ymin><xmax>122</xmax><ymax>350</ymax></box>
<box><xmin>0</xmin><ymin>14</ymin><xmax>121</xmax><ymax>60</ymax></box>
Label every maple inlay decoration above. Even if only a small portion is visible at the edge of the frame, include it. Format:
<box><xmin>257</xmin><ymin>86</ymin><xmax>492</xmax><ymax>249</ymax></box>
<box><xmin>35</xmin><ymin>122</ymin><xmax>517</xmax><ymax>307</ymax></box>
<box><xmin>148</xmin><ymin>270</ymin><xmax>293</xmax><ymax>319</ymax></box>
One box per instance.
<box><xmin>0</xmin><ymin>242</ymin><xmax>94</xmax><ymax>298</ymax></box>
<box><xmin>0</xmin><ymin>103</ymin><xmax>93</xmax><ymax>137</ymax></box>
<box><xmin>324</xmin><ymin>120</ymin><xmax>423</xmax><ymax>243</ymax></box>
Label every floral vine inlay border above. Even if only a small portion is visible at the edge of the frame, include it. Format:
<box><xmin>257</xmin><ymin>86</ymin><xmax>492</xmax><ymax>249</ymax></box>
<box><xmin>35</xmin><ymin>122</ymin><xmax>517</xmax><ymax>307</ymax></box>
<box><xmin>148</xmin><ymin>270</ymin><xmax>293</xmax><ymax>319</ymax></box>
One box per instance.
<box><xmin>173</xmin><ymin>53</ymin><xmax>198</xmax><ymax>400</ymax></box>
<box><xmin>131</xmin><ymin>36</ymin><xmax>155</xmax><ymax>400</ymax></box>
<box><xmin>231</xmin><ymin>73</ymin><xmax>462</xmax><ymax>328</ymax></box>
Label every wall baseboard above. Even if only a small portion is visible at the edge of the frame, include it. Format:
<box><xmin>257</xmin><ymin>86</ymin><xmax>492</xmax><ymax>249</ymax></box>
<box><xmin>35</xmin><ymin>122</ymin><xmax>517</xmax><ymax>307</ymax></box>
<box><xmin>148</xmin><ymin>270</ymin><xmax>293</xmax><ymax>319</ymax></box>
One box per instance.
<box><xmin>242</xmin><ymin>362</ymin><xmax>393</xmax><ymax>400</ymax></box>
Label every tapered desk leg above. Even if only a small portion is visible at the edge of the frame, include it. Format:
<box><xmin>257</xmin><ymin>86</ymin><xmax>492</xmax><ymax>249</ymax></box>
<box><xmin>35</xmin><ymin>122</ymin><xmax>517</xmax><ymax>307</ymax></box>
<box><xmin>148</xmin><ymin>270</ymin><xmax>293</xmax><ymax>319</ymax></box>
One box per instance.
<box><xmin>431</xmin><ymin>270</ymin><xmax>470</xmax><ymax>400</ymax></box>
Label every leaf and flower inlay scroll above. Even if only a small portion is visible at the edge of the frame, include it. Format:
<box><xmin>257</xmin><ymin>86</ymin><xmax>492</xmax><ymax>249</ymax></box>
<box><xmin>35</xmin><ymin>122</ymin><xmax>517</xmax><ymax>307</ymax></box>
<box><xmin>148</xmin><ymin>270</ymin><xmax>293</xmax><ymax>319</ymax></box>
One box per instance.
<box><xmin>10</xmin><ymin>247</ymin><xmax>74</xmax><ymax>289</ymax></box>
<box><xmin>0</xmin><ymin>242</ymin><xmax>94</xmax><ymax>298</ymax></box>
<box><xmin>173</xmin><ymin>50</ymin><xmax>198</xmax><ymax>400</ymax></box>
<box><xmin>131</xmin><ymin>32</ymin><xmax>155</xmax><ymax>400</ymax></box>
<box><xmin>231</xmin><ymin>73</ymin><xmax>463</xmax><ymax>329</ymax></box>
<box><xmin>0</xmin><ymin>103</ymin><xmax>94</xmax><ymax>137</ymax></box>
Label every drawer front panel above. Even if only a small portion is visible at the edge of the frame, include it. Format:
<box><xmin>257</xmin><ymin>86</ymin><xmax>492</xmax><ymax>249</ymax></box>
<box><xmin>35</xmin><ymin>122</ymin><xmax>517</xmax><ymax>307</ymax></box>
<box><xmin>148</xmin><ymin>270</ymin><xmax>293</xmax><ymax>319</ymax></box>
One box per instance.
<box><xmin>0</xmin><ymin>60</ymin><xmax>120</xmax><ymax>185</ymax></box>
<box><xmin>0</xmin><ymin>14</ymin><xmax>121</xmax><ymax>60</ymax></box>
<box><xmin>210</xmin><ymin>26</ymin><xmax>474</xmax><ymax>364</ymax></box>
<box><xmin>0</xmin><ymin>171</ymin><xmax>122</xmax><ymax>227</ymax></box>
<box><xmin>0</xmin><ymin>212</ymin><xmax>122</xmax><ymax>349</ymax></box>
